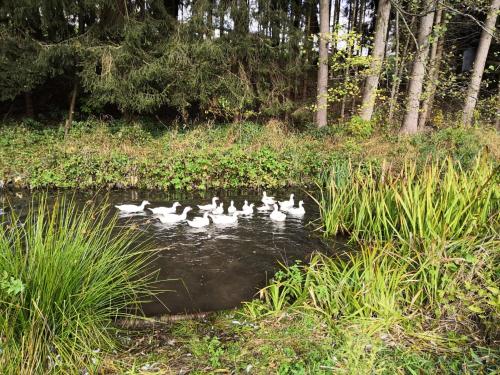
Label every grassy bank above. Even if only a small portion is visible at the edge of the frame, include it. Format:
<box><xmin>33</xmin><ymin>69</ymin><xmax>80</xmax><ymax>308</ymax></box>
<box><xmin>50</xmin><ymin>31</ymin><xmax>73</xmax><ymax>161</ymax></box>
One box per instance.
<box><xmin>1</xmin><ymin>119</ymin><xmax>498</xmax><ymax>190</ymax></box>
<box><xmin>0</xmin><ymin>199</ymin><xmax>155</xmax><ymax>374</ymax></box>
<box><xmin>103</xmin><ymin>311</ymin><xmax>499</xmax><ymax>374</ymax></box>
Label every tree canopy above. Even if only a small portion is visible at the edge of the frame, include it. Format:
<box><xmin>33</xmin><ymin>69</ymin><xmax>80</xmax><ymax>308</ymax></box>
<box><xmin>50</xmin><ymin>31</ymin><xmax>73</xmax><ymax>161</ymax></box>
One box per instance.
<box><xmin>0</xmin><ymin>0</ymin><xmax>498</xmax><ymax>129</ymax></box>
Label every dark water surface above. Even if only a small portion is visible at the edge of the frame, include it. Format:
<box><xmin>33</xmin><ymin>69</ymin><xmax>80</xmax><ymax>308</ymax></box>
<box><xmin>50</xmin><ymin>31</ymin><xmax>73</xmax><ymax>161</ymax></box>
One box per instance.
<box><xmin>0</xmin><ymin>189</ymin><xmax>346</xmax><ymax>315</ymax></box>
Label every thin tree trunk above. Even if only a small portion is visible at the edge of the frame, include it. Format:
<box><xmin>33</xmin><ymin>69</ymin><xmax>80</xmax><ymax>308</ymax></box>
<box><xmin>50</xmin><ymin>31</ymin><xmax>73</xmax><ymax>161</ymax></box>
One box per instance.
<box><xmin>332</xmin><ymin>0</ymin><xmax>340</xmax><ymax>53</ymax></box>
<box><xmin>388</xmin><ymin>13</ymin><xmax>400</xmax><ymax>122</ymax></box>
<box><xmin>64</xmin><ymin>82</ymin><xmax>78</xmax><ymax>137</ymax></box>
<box><xmin>359</xmin><ymin>0</ymin><xmax>391</xmax><ymax>121</ymax></box>
<box><xmin>316</xmin><ymin>0</ymin><xmax>330</xmax><ymax>128</ymax></box>
<box><xmin>219</xmin><ymin>1</ymin><xmax>225</xmax><ymax>36</ymax></box>
<box><xmin>302</xmin><ymin>2</ymin><xmax>312</xmax><ymax>101</ymax></box>
<box><xmin>462</xmin><ymin>0</ymin><xmax>500</xmax><ymax>127</ymax></box>
<box><xmin>400</xmin><ymin>0</ymin><xmax>436</xmax><ymax>135</ymax></box>
<box><xmin>496</xmin><ymin>82</ymin><xmax>500</xmax><ymax>131</ymax></box>
<box><xmin>388</xmin><ymin>15</ymin><xmax>415</xmax><ymax>121</ymax></box>
<box><xmin>418</xmin><ymin>8</ymin><xmax>445</xmax><ymax>129</ymax></box>
<box><xmin>24</xmin><ymin>92</ymin><xmax>34</xmax><ymax>118</ymax></box>
<box><xmin>207</xmin><ymin>0</ymin><xmax>214</xmax><ymax>39</ymax></box>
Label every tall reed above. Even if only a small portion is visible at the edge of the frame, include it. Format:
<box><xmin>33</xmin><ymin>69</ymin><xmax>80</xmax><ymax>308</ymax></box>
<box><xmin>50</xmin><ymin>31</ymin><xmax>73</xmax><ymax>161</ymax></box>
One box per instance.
<box><xmin>317</xmin><ymin>156</ymin><xmax>498</xmax><ymax>247</ymax></box>
<box><xmin>0</xmin><ymin>197</ymin><xmax>156</xmax><ymax>374</ymax></box>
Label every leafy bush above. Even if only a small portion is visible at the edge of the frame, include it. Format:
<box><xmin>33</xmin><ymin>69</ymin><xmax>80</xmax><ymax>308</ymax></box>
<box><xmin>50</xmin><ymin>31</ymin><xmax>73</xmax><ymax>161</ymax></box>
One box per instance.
<box><xmin>345</xmin><ymin>115</ymin><xmax>373</xmax><ymax>138</ymax></box>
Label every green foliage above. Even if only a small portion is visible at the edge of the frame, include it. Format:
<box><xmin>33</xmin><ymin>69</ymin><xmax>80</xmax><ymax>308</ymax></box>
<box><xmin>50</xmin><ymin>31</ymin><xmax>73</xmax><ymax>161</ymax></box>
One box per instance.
<box><xmin>0</xmin><ymin>197</ymin><xmax>155</xmax><ymax>373</ymax></box>
<box><xmin>0</xmin><ymin>271</ymin><xmax>25</xmax><ymax>296</ymax></box>
<box><xmin>0</xmin><ymin>120</ymin><xmax>335</xmax><ymax>190</ymax></box>
<box><xmin>1</xmin><ymin>121</ymin><xmax>498</xmax><ymax>191</ymax></box>
<box><xmin>345</xmin><ymin>115</ymin><xmax>373</xmax><ymax>138</ymax></box>
<box><xmin>411</xmin><ymin>127</ymin><xmax>489</xmax><ymax>168</ymax></box>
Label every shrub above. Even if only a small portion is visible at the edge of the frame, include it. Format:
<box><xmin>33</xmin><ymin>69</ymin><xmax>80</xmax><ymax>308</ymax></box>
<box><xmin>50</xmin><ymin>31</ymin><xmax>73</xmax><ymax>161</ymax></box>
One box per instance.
<box><xmin>346</xmin><ymin>115</ymin><xmax>373</xmax><ymax>138</ymax></box>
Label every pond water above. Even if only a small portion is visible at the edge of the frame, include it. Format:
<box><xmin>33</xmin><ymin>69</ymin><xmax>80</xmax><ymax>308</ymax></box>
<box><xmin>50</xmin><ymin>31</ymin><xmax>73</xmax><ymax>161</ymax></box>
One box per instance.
<box><xmin>0</xmin><ymin>189</ymin><xmax>346</xmax><ymax>316</ymax></box>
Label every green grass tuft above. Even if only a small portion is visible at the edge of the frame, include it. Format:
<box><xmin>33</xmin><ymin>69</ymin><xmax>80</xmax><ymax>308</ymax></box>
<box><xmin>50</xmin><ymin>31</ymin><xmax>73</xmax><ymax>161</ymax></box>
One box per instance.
<box><xmin>0</xmin><ymin>197</ymin><xmax>156</xmax><ymax>374</ymax></box>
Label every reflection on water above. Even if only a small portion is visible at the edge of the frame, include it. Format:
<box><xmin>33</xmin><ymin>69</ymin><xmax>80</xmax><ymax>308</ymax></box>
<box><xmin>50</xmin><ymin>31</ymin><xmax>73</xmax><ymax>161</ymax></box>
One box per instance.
<box><xmin>0</xmin><ymin>189</ymin><xmax>346</xmax><ymax>315</ymax></box>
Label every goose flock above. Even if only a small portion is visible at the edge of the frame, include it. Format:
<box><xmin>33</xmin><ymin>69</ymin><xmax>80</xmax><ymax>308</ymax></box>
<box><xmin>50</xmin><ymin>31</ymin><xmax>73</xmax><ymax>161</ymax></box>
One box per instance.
<box><xmin>114</xmin><ymin>191</ymin><xmax>305</xmax><ymax>228</ymax></box>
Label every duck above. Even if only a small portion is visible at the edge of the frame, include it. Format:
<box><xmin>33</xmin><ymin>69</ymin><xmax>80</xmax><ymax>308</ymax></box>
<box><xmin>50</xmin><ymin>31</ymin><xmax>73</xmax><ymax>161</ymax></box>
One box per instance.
<box><xmin>278</xmin><ymin>194</ymin><xmax>294</xmax><ymax>209</ymax></box>
<box><xmin>270</xmin><ymin>204</ymin><xmax>286</xmax><ymax>221</ymax></box>
<box><xmin>148</xmin><ymin>202</ymin><xmax>181</xmax><ymax>215</ymax></box>
<box><xmin>239</xmin><ymin>203</ymin><xmax>255</xmax><ymax>215</ymax></box>
<box><xmin>261</xmin><ymin>191</ymin><xmax>276</xmax><ymax>205</ymax></box>
<box><xmin>227</xmin><ymin>200</ymin><xmax>237</xmax><ymax>214</ymax></box>
<box><xmin>257</xmin><ymin>204</ymin><xmax>272</xmax><ymax>211</ymax></box>
<box><xmin>242</xmin><ymin>200</ymin><xmax>250</xmax><ymax>210</ymax></box>
<box><xmin>115</xmin><ymin>200</ymin><xmax>150</xmax><ymax>213</ymax></box>
<box><xmin>198</xmin><ymin>197</ymin><xmax>219</xmax><ymax>210</ymax></box>
<box><xmin>187</xmin><ymin>212</ymin><xmax>210</xmax><ymax>228</ymax></box>
<box><xmin>158</xmin><ymin>207</ymin><xmax>192</xmax><ymax>223</ymax></box>
<box><xmin>209</xmin><ymin>212</ymin><xmax>239</xmax><ymax>224</ymax></box>
<box><xmin>212</xmin><ymin>202</ymin><xmax>224</xmax><ymax>215</ymax></box>
<box><xmin>287</xmin><ymin>200</ymin><xmax>305</xmax><ymax>215</ymax></box>
<box><xmin>243</xmin><ymin>203</ymin><xmax>255</xmax><ymax>215</ymax></box>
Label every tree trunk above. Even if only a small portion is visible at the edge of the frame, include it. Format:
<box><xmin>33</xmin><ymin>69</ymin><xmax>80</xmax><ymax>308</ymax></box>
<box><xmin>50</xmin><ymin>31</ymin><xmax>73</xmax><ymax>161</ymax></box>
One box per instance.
<box><xmin>462</xmin><ymin>0</ymin><xmax>500</xmax><ymax>127</ymax></box>
<box><xmin>332</xmin><ymin>0</ymin><xmax>340</xmax><ymax>53</ymax></box>
<box><xmin>64</xmin><ymin>82</ymin><xmax>78</xmax><ymax>137</ymax></box>
<box><xmin>496</xmin><ymin>82</ymin><xmax>500</xmax><ymax>131</ymax></box>
<box><xmin>219</xmin><ymin>1</ymin><xmax>225</xmax><ymax>36</ymax></box>
<box><xmin>359</xmin><ymin>0</ymin><xmax>391</xmax><ymax>121</ymax></box>
<box><xmin>418</xmin><ymin>8</ymin><xmax>445</xmax><ymax>129</ymax></box>
<box><xmin>316</xmin><ymin>0</ymin><xmax>330</xmax><ymax>128</ymax></box>
<box><xmin>232</xmin><ymin>0</ymin><xmax>249</xmax><ymax>35</ymax></box>
<box><xmin>207</xmin><ymin>0</ymin><xmax>214</xmax><ymax>39</ymax></box>
<box><xmin>388</xmin><ymin>15</ymin><xmax>415</xmax><ymax>122</ymax></box>
<box><xmin>388</xmin><ymin>13</ymin><xmax>400</xmax><ymax>122</ymax></box>
<box><xmin>24</xmin><ymin>92</ymin><xmax>34</xmax><ymax>118</ymax></box>
<box><xmin>400</xmin><ymin>0</ymin><xmax>436</xmax><ymax>135</ymax></box>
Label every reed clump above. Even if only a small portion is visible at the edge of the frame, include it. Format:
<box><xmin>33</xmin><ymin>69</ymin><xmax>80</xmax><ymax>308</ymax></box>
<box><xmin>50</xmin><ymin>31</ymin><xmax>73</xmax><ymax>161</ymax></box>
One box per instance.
<box><xmin>248</xmin><ymin>156</ymin><xmax>499</xmax><ymax>355</ymax></box>
<box><xmin>0</xmin><ymin>198</ymin><xmax>155</xmax><ymax>374</ymax></box>
<box><xmin>317</xmin><ymin>157</ymin><xmax>498</xmax><ymax>243</ymax></box>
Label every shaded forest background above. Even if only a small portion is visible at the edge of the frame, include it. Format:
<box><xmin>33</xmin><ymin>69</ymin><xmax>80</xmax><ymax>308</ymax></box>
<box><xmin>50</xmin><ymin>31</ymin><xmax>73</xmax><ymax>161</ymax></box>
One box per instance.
<box><xmin>0</xmin><ymin>0</ymin><xmax>498</xmax><ymax>130</ymax></box>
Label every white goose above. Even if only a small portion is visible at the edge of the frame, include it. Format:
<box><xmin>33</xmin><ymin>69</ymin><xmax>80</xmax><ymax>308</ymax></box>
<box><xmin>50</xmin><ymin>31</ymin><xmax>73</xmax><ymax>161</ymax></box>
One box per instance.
<box><xmin>198</xmin><ymin>197</ymin><xmax>219</xmax><ymax>210</ymax></box>
<box><xmin>261</xmin><ymin>191</ymin><xmax>276</xmax><ymax>205</ymax></box>
<box><xmin>212</xmin><ymin>202</ymin><xmax>224</xmax><ymax>215</ymax></box>
<box><xmin>239</xmin><ymin>203</ymin><xmax>255</xmax><ymax>215</ymax></box>
<box><xmin>242</xmin><ymin>200</ymin><xmax>250</xmax><ymax>211</ymax></box>
<box><xmin>187</xmin><ymin>212</ymin><xmax>210</xmax><ymax>228</ymax></box>
<box><xmin>287</xmin><ymin>200</ymin><xmax>305</xmax><ymax>216</ymax></box>
<box><xmin>158</xmin><ymin>207</ymin><xmax>192</xmax><ymax>223</ymax></box>
<box><xmin>209</xmin><ymin>212</ymin><xmax>239</xmax><ymax>224</ymax></box>
<box><xmin>278</xmin><ymin>194</ymin><xmax>294</xmax><ymax>209</ymax></box>
<box><xmin>257</xmin><ymin>204</ymin><xmax>272</xmax><ymax>211</ymax></box>
<box><xmin>227</xmin><ymin>200</ymin><xmax>237</xmax><ymax>214</ymax></box>
<box><xmin>270</xmin><ymin>204</ymin><xmax>286</xmax><ymax>222</ymax></box>
<box><xmin>115</xmin><ymin>200</ymin><xmax>150</xmax><ymax>213</ymax></box>
<box><xmin>148</xmin><ymin>202</ymin><xmax>181</xmax><ymax>215</ymax></box>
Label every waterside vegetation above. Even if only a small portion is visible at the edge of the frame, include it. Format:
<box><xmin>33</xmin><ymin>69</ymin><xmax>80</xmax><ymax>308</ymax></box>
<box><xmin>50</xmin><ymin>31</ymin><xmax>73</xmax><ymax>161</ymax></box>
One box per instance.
<box><xmin>0</xmin><ymin>198</ymin><xmax>156</xmax><ymax>374</ymax></box>
<box><xmin>1</xmin><ymin>120</ymin><xmax>498</xmax><ymax>191</ymax></box>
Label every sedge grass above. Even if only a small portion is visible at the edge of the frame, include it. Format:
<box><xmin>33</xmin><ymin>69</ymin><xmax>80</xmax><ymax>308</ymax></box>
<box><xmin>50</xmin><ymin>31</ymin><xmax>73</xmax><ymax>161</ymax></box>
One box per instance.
<box><xmin>0</xmin><ymin>197</ymin><xmax>156</xmax><ymax>374</ymax></box>
<box><xmin>317</xmin><ymin>156</ymin><xmax>499</xmax><ymax>245</ymax></box>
